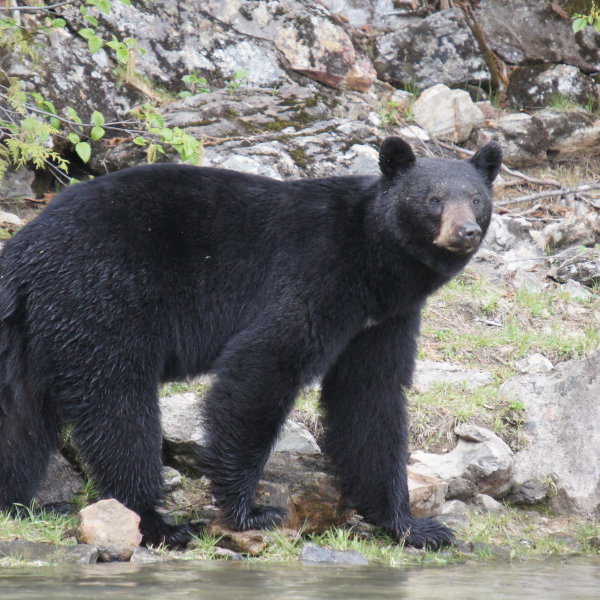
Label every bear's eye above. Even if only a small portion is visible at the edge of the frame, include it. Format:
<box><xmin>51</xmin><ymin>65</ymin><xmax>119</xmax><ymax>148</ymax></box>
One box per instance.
<box><xmin>428</xmin><ymin>196</ymin><xmax>441</xmax><ymax>205</ymax></box>
<box><xmin>472</xmin><ymin>197</ymin><xmax>481</xmax><ymax>205</ymax></box>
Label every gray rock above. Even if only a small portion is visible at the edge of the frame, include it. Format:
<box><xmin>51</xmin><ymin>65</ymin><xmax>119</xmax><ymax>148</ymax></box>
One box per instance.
<box><xmin>469</xmin><ymin>493</ymin><xmax>503</xmax><ymax>513</ymax></box>
<box><xmin>562</xmin><ymin>279</ymin><xmax>595</xmax><ymax>300</ymax></box>
<box><xmin>514</xmin><ymin>353</ymin><xmax>554</xmax><ymax>375</ymax></box>
<box><xmin>507</xmin><ymin>64</ymin><xmax>599</xmax><ymax>110</ymax></box>
<box><xmin>476</xmin><ymin>0</ymin><xmax>600</xmax><ymax>73</ymax></box>
<box><xmin>439</xmin><ymin>499</ymin><xmax>468</xmax><ymax>515</ymax></box>
<box><xmin>413</xmin><ymin>360</ymin><xmax>493</xmax><ymax>393</ymax></box>
<box><xmin>375</xmin><ymin>8</ymin><xmax>489</xmax><ymax>89</ymax></box>
<box><xmin>35</xmin><ymin>452</ymin><xmax>83</xmax><ymax>509</ymax></box>
<box><xmin>501</xmin><ymin>350</ymin><xmax>600</xmax><ymax>517</ymax></box>
<box><xmin>446</xmin><ymin>477</ymin><xmax>478</xmax><ymax>501</ymax></box>
<box><xmin>129</xmin><ymin>547</ymin><xmax>168</xmax><ymax>564</ymax></box>
<box><xmin>507</xmin><ymin>479</ymin><xmax>549</xmax><ymax>506</ymax></box>
<box><xmin>273</xmin><ymin>420</ymin><xmax>321</xmax><ymax>454</ymax></box>
<box><xmin>411</xmin><ymin>424</ymin><xmax>514</xmax><ymax>498</ymax></box>
<box><xmin>553</xmin><ymin>247</ymin><xmax>600</xmax><ymax>288</ymax></box>
<box><xmin>299</xmin><ymin>542</ymin><xmax>369</xmax><ymax>565</ymax></box>
<box><xmin>0</xmin><ymin>168</ymin><xmax>35</xmax><ymax>201</ymax></box>
<box><xmin>162</xmin><ymin>466</ymin><xmax>183</xmax><ymax>492</ymax></box>
<box><xmin>0</xmin><ymin>541</ymin><xmax>98</xmax><ymax>565</ymax></box>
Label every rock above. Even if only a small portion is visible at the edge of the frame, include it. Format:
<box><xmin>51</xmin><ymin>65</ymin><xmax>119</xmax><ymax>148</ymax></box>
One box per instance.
<box><xmin>553</xmin><ymin>247</ymin><xmax>600</xmax><ymax>288</ymax></box>
<box><xmin>439</xmin><ymin>499</ymin><xmax>468</xmax><ymax>515</ymax></box>
<box><xmin>446</xmin><ymin>477</ymin><xmax>478</xmax><ymax>501</ymax></box>
<box><xmin>562</xmin><ymin>279</ymin><xmax>595</xmax><ymax>300</ymax></box>
<box><xmin>35</xmin><ymin>452</ymin><xmax>83</xmax><ymax>510</ymax></box>
<box><xmin>299</xmin><ymin>541</ymin><xmax>369</xmax><ymax>565</ymax></box>
<box><xmin>413</xmin><ymin>360</ymin><xmax>493</xmax><ymax>392</ymax></box>
<box><xmin>436</xmin><ymin>512</ymin><xmax>470</xmax><ymax>532</ymax></box>
<box><xmin>77</xmin><ymin>499</ymin><xmax>142</xmax><ymax>561</ymax></box>
<box><xmin>406</xmin><ymin>468</ymin><xmax>447</xmax><ymax>519</ymax></box>
<box><xmin>0</xmin><ymin>168</ymin><xmax>34</xmax><ymax>201</ymax></box>
<box><xmin>0</xmin><ymin>540</ymin><xmax>98</xmax><ymax>565</ymax></box>
<box><xmin>411</xmin><ymin>424</ymin><xmax>514</xmax><ymax>498</ymax></box>
<box><xmin>129</xmin><ymin>547</ymin><xmax>168</xmax><ymax>564</ymax></box>
<box><xmin>203</xmin><ymin>0</ymin><xmax>376</xmax><ymax>91</ymax></box>
<box><xmin>507</xmin><ymin>479</ymin><xmax>549</xmax><ymax>506</ymax></box>
<box><xmin>476</xmin><ymin>0</ymin><xmax>600</xmax><ymax>73</ymax></box>
<box><xmin>272</xmin><ymin>420</ymin><xmax>321</xmax><ymax>454</ymax></box>
<box><xmin>530</xmin><ymin>211</ymin><xmax>600</xmax><ymax>251</ymax></box>
<box><xmin>162</xmin><ymin>466</ymin><xmax>183</xmax><ymax>492</ymax></box>
<box><xmin>161</xmin><ymin>392</ymin><xmax>321</xmax><ymax>469</ymax></box>
<box><xmin>507</xmin><ymin>64</ymin><xmax>599</xmax><ymax>110</ymax></box>
<box><xmin>207</xmin><ymin>525</ymin><xmax>269</xmax><ymax>556</ymax></box>
<box><xmin>469</xmin><ymin>493</ymin><xmax>503</xmax><ymax>513</ymax></box>
<box><xmin>501</xmin><ymin>350</ymin><xmax>600</xmax><ymax>517</ymax></box>
<box><xmin>375</xmin><ymin>9</ymin><xmax>488</xmax><ymax>89</ymax></box>
<box><xmin>259</xmin><ymin>453</ymin><xmax>354</xmax><ymax>533</ymax></box>
<box><xmin>588</xmin><ymin>536</ymin><xmax>600</xmax><ymax>549</ymax></box>
<box><xmin>0</xmin><ymin>211</ymin><xmax>22</xmax><ymax>226</ymax></box>
<box><xmin>514</xmin><ymin>353</ymin><xmax>554</xmax><ymax>374</ymax></box>
<box><xmin>473</xmin><ymin>113</ymin><xmax>549</xmax><ymax>167</ymax></box>
<box><xmin>539</xmin><ymin>110</ymin><xmax>600</xmax><ymax>161</ymax></box>
<box><xmin>412</xmin><ymin>84</ymin><xmax>484</xmax><ymax>143</ymax></box>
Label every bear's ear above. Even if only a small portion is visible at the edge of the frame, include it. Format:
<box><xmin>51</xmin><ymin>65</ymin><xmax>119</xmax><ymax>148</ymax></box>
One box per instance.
<box><xmin>379</xmin><ymin>137</ymin><xmax>416</xmax><ymax>179</ymax></box>
<box><xmin>470</xmin><ymin>141</ymin><xmax>503</xmax><ymax>185</ymax></box>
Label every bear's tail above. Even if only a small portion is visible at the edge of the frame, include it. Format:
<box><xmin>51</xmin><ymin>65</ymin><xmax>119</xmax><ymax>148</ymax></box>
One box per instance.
<box><xmin>0</xmin><ymin>277</ymin><xmax>56</xmax><ymax>510</ymax></box>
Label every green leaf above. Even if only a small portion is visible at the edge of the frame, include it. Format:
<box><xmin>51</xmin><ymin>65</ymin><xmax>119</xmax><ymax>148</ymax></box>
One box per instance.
<box><xmin>178</xmin><ymin>91</ymin><xmax>192</xmax><ymax>98</ymax></box>
<box><xmin>84</xmin><ymin>14</ymin><xmax>99</xmax><ymax>26</ymax></box>
<box><xmin>116</xmin><ymin>47</ymin><xmax>129</xmax><ymax>64</ymax></box>
<box><xmin>50</xmin><ymin>116</ymin><xmax>61</xmax><ymax>130</ymax></box>
<box><xmin>87</xmin><ymin>35</ymin><xmax>104</xmax><ymax>55</ymax></box>
<box><xmin>133</xmin><ymin>136</ymin><xmax>148</xmax><ymax>146</ymax></box>
<box><xmin>594</xmin><ymin>17</ymin><xmax>600</xmax><ymax>32</ymax></box>
<box><xmin>68</xmin><ymin>132</ymin><xmax>81</xmax><ymax>145</ymax></box>
<box><xmin>572</xmin><ymin>17</ymin><xmax>589</xmax><ymax>32</ymax></box>
<box><xmin>52</xmin><ymin>17</ymin><xmax>66</xmax><ymax>28</ymax></box>
<box><xmin>65</xmin><ymin>106</ymin><xmax>83</xmax><ymax>124</ymax></box>
<box><xmin>90</xmin><ymin>125</ymin><xmax>105</xmax><ymax>141</ymax></box>
<box><xmin>119</xmin><ymin>0</ymin><xmax>132</xmax><ymax>5</ymax></box>
<box><xmin>91</xmin><ymin>110</ymin><xmax>105</xmax><ymax>126</ymax></box>
<box><xmin>79</xmin><ymin>27</ymin><xmax>95</xmax><ymax>40</ymax></box>
<box><xmin>75</xmin><ymin>141</ymin><xmax>92</xmax><ymax>163</ymax></box>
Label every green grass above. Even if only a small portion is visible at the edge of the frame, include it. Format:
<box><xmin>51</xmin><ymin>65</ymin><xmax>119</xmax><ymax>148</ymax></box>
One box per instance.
<box><xmin>0</xmin><ymin>506</ymin><xmax>77</xmax><ymax>546</ymax></box>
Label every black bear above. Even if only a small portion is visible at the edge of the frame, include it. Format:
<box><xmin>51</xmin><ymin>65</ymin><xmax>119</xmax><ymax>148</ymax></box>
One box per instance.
<box><xmin>0</xmin><ymin>137</ymin><xmax>502</xmax><ymax>549</ymax></box>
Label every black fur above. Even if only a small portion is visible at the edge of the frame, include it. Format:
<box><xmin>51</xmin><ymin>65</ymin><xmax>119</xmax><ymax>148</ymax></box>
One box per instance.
<box><xmin>0</xmin><ymin>138</ymin><xmax>502</xmax><ymax>549</ymax></box>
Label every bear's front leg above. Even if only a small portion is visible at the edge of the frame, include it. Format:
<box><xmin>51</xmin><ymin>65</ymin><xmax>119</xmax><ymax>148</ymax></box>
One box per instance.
<box><xmin>197</xmin><ymin>325</ymin><xmax>308</xmax><ymax>531</ymax></box>
<box><xmin>320</xmin><ymin>312</ymin><xmax>455</xmax><ymax>550</ymax></box>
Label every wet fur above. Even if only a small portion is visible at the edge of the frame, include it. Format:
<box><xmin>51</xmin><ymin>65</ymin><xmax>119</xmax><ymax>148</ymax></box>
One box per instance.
<box><xmin>0</xmin><ymin>138</ymin><xmax>501</xmax><ymax>549</ymax></box>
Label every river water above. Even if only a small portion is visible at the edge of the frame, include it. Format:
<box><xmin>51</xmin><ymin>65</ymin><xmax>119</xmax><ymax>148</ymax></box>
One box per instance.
<box><xmin>1</xmin><ymin>557</ymin><xmax>599</xmax><ymax>599</ymax></box>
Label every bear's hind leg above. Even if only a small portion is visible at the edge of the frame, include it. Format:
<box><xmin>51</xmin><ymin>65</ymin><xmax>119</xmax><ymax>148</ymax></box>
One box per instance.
<box><xmin>67</xmin><ymin>380</ymin><xmax>195</xmax><ymax>548</ymax></box>
<box><xmin>0</xmin><ymin>395</ymin><xmax>58</xmax><ymax>511</ymax></box>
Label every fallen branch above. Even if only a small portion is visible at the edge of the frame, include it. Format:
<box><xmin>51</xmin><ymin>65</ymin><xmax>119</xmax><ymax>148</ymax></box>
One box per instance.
<box><xmin>496</xmin><ymin>183</ymin><xmax>600</xmax><ymax>207</ymax></box>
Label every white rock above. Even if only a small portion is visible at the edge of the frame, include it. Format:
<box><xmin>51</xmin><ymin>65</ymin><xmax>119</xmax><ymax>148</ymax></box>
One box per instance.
<box><xmin>515</xmin><ymin>353</ymin><xmax>553</xmax><ymax>374</ymax></box>
<box><xmin>412</xmin><ymin>84</ymin><xmax>484</xmax><ymax>142</ymax></box>
<box><xmin>273</xmin><ymin>420</ymin><xmax>320</xmax><ymax>454</ymax></box>
<box><xmin>413</xmin><ymin>360</ymin><xmax>493</xmax><ymax>392</ymax></box>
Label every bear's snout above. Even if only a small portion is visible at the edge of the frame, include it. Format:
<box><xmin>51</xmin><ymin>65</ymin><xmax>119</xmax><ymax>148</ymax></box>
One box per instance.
<box><xmin>433</xmin><ymin>201</ymin><xmax>482</xmax><ymax>254</ymax></box>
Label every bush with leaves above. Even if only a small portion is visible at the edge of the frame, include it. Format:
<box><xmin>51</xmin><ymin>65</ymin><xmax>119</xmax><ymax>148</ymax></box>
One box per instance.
<box><xmin>0</xmin><ymin>0</ymin><xmax>204</xmax><ymax>187</ymax></box>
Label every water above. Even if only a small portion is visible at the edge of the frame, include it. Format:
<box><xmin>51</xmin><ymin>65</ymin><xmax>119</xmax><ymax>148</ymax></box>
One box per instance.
<box><xmin>1</xmin><ymin>558</ymin><xmax>599</xmax><ymax>600</ymax></box>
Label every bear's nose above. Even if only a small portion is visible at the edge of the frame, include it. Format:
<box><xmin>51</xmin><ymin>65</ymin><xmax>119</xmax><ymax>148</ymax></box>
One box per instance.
<box><xmin>459</xmin><ymin>223</ymin><xmax>481</xmax><ymax>242</ymax></box>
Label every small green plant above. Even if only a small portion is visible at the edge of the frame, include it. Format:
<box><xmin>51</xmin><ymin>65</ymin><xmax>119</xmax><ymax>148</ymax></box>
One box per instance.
<box><xmin>547</xmin><ymin>93</ymin><xmax>582</xmax><ymax>112</ymax></box>
<box><xmin>572</xmin><ymin>2</ymin><xmax>600</xmax><ymax>32</ymax></box>
<box><xmin>178</xmin><ymin>72</ymin><xmax>210</xmax><ymax>98</ymax></box>
<box><xmin>227</xmin><ymin>69</ymin><xmax>249</xmax><ymax>95</ymax></box>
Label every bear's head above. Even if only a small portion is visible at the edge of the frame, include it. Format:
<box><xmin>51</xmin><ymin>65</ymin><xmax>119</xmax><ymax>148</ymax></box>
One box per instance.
<box><xmin>377</xmin><ymin>136</ymin><xmax>503</xmax><ymax>261</ymax></box>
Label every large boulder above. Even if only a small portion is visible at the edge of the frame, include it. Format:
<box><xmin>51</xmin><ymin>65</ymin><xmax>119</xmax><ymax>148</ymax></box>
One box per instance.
<box><xmin>500</xmin><ymin>350</ymin><xmax>600</xmax><ymax>517</ymax></box>
<box><xmin>476</xmin><ymin>0</ymin><xmax>600</xmax><ymax>73</ymax></box>
<box><xmin>411</xmin><ymin>424</ymin><xmax>514</xmax><ymax>498</ymax></box>
<box><xmin>374</xmin><ymin>8</ymin><xmax>489</xmax><ymax>90</ymax></box>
